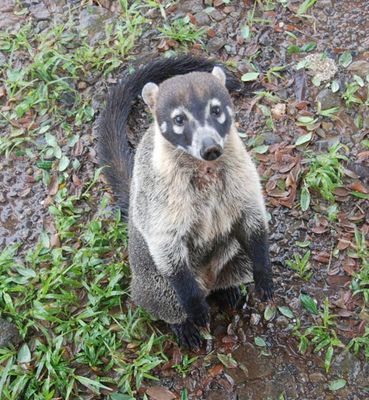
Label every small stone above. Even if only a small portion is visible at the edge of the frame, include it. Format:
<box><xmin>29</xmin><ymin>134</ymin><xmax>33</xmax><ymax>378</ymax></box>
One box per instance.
<box><xmin>250</xmin><ymin>313</ymin><xmax>261</xmax><ymax>325</ymax></box>
<box><xmin>309</xmin><ymin>372</ymin><xmax>326</xmax><ymax>383</ymax></box>
<box><xmin>77</xmin><ymin>81</ymin><xmax>87</xmax><ymax>90</ymax></box>
<box><xmin>0</xmin><ymin>319</ymin><xmax>21</xmax><ymax>347</ymax></box>
<box><xmin>348</xmin><ymin>60</ymin><xmax>369</xmax><ymax>77</ymax></box>
<box><xmin>207</xmin><ymin>37</ymin><xmax>226</xmax><ymax>52</ymax></box>
<box><xmin>316</xmin><ymin>88</ymin><xmax>341</xmax><ymax>110</ymax></box>
<box><xmin>29</xmin><ymin>3</ymin><xmax>51</xmax><ymax>20</ymax></box>
<box><xmin>178</xmin><ymin>0</ymin><xmax>203</xmax><ymax>13</ymax></box>
<box><xmin>275</xmin><ymin>316</ymin><xmax>289</xmax><ymax>329</ymax></box>
<box><xmin>194</xmin><ymin>11</ymin><xmax>210</xmax><ymax>26</ymax></box>
<box><xmin>26</xmin><ymin>167</ymin><xmax>33</xmax><ymax>175</ymax></box>
<box><xmin>208</xmin><ymin>8</ymin><xmax>224</xmax><ymax>22</ymax></box>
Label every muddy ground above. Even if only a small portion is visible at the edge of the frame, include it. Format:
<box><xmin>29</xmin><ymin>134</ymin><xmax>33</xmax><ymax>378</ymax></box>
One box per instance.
<box><xmin>0</xmin><ymin>0</ymin><xmax>369</xmax><ymax>399</ymax></box>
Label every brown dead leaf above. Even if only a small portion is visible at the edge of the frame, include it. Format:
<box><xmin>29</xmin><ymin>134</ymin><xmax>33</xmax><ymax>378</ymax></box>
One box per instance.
<box><xmin>50</xmin><ymin>233</ymin><xmax>61</xmax><ymax>249</ymax></box>
<box><xmin>207</xmin><ymin>28</ymin><xmax>216</xmax><ymax>38</ymax></box>
<box><xmin>337</xmin><ymin>238</ymin><xmax>351</xmax><ymax>250</ymax></box>
<box><xmin>73</xmin><ymin>139</ymin><xmax>84</xmax><ymax>156</ymax></box>
<box><xmin>72</xmin><ymin>174</ymin><xmax>82</xmax><ymax>187</ymax></box>
<box><xmin>208</xmin><ymin>363</ymin><xmax>223</xmax><ymax>378</ymax></box>
<box><xmin>19</xmin><ymin>187</ymin><xmax>31</xmax><ymax>198</ymax></box>
<box><xmin>311</xmin><ymin>225</ymin><xmax>328</xmax><ymax>234</ymax></box>
<box><xmin>357</xmin><ymin>151</ymin><xmax>369</xmax><ymax>162</ymax></box>
<box><xmin>343</xmin><ymin>257</ymin><xmax>356</xmax><ymax>276</ymax></box>
<box><xmin>313</xmin><ymin>252</ymin><xmax>330</xmax><ymax>264</ymax></box>
<box><xmin>48</xmin><ymin>175</ymin><xmax>59</xmax><ymax>196</ymax></box>
<box><xmin>348</xmin><ymin>180</ymin><xmax>368</xmax><ymax>194</ymax></box>
<box><xmin>0</xmin><ymin>86</ymin><xmax>6</xmax><ymax>98</ymax></box>
<box><xmin>146</xmin><ymin>386</ymin><xmax>176</xmax><ymax>400</ymax></box>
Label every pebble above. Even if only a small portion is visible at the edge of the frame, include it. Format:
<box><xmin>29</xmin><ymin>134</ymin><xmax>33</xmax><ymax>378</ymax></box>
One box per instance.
<box><xmin>207</xmin><ymin>37</ymin><xmax>226</xmax><ymax>52</ymax></box>
<box><xmin>194</xmin><ymin>11</ymin><xmax>210</xmax><ymax>26</ymax></box>
<box><xmin>348</xmin><ymin>60</ymin><xmax>369</xmax><ymax>77</ymax></box>
<box><xmin>208</xmin><ymin>8</ymin><xmax>224</xmax><ymax>22</ymax></box>
<box><xmin>0</xmin><ymin>319</ymin><xmax>21</xmax><ymax>347</ymax></box>
<box><xmin>316</xmin><ymin>88</ymin><xmax>341</xmax><ymax>110</ymax></box>
<box><xmin>250</xmin><ymin>313</ymin><xmax>261</xmax><ymax>325</ymax></box>
<box><xmin>29</xmin><ymin>3</ymin><xmax>50</xmax><ymax>20</ymax></box>
<box><xmin>309</xmin><ymin>372</ymin><xmax>326</xmax><ymax>383</ymax></box>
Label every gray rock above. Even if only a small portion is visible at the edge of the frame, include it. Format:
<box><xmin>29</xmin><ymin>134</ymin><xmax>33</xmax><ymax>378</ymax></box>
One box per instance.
<box><xmin>29</xmin><ymin>3</ymin><xmax>51</xmax><ymax>20</ymax></box>
<box><xmin>207</xmin><ymin>37</ymin><xmax>226</xmax><ymax>52</ymax></box>
<box><xmin>348</xmin><ymin>60</ymin><xmax>369</xmax><ymax>77</ymax></box>
<box><xmin>0</xmin><ymin>52</ymin><xmax>6</xmax><ymax>67</ymax></box>
<box><xmin>0</xmin><ymin>319</ymin><xmax>21</xmax><ymax>347</ymax></box>
<box><xmin>259</xmin><ymin>30</ymin><xmax>272</xmax><ymax>46</ymax></box>
<box><xmin>309</xmin><ymin>372</ymin><xmax>326</xmax><ymax>383</ymax></box>
<box><xmin>194</xmin><ymin>11</ymin><xmax>210</xmax><ymax>26</ymax></box>
<box><xmin>178</xmin><ymin>0</ymin><xmax>203</xmax><ymax>13</ymax></box>
<box><xmin>275</xmin><ymin>316</ymin><xmax>289</xmax><ymax>329</ymax></box>
<box><xmin>79</xmin><ymin>6</ymin><xmax>114</xmax><ymax>45</ymax></box>
<box><xmin>316</xmin><ymin>88</ymin><xmax>341</xmax><ymax>110</ymax></box>
<box><xmin>208</xmin><ymin>8</ymin><xmax>224</xmax><ymax>22</ymax></box>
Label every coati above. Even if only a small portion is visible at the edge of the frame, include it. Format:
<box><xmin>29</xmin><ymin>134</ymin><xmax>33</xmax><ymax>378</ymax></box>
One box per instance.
<box><xmin>98</xmin><ymin>55</ymin><xmax>274</xmax><ymax>349</ymax></box>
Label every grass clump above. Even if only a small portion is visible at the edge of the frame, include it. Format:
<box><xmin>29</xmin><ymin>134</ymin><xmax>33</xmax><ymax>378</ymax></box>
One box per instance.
<box><xmin>0</xmin><ymin>188</ymin><xmax>167</xmax><ymax>399</ymax></box>
<box><xmin>294</xmin><ymin>298</ymin><xmax>343</xmax><ymax>372</ymax></box>
<box><xmin>300</xmin><ymin>143</ymin><xmax>347</xmax><ymax>211</ymax></box>
<box><xmin>158</xmin><ymin>16</ymin><xmax>206</xmax><ymax>45</ymax></box>
<box><xmin>350</xmin><ymin>227</ymin><xmax>369</xmax><ymax>303</ymax></box>
<box><xmin>286</xmin><ymin>250</ymin><xmax>312</xmax><ymax>280</ymax></box>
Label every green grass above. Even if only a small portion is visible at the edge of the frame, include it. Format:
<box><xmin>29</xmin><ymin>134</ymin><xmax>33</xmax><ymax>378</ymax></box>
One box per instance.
<box><xmin>294</xmin><ymin>299</ymin><xmax>344</xmax><ymax>372</ymax></box>
<box><xmin>0</xmin><ymin>184</ymin><xmax>167</xmax><ymax>399</ymax></box>
<box><xmin>286</xmin><ymin>250</ymin><xmax>312</xmax><ymax>280</ymax></box>
<box><xmin>158</xmin><ymin>16</ymin><xmax>206</xmax><ymax>45</ymax></box>
<box><xmin>300</xmin><ymin>144</ymin><xmax>347</xmax><ymax>211</ymax></box>
<box><xmin>350</xmin><ymin>227</ymin><xmax>369</xmax><ymax>303</ymax></box>
<box><xmin>0</xmin><ymin>2</ymin><xmax>148</xmax><ymax>156</ymax></box>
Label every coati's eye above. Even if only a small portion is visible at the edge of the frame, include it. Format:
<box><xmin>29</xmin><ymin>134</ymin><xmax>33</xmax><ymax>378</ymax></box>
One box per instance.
<box><xmin>211</xmin><ymin>106</ymin><xmax>221</xmax><ymax>116</ymax></box>
<box><xmin>174</xmin><ymin>114</ymin><xmax>185</xmax><ymax>126</ymax></box>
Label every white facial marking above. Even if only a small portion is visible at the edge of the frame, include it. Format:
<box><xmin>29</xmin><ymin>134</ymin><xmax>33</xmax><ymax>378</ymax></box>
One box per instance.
<box><xmin>173</xmin><ymin>124</ymin><xmax>184</xmax><ymax>135</ymax></box>
<box><xmin>171</xmin><ymin>108</ymin><xmax>183</xmax><ymax>119</ymax></box>
<box><xmin>160</xmin><ymin>121</ymin><xmax>167</xmax><ymax>133</ymax></box>
<box><xmin>205</xmin><ymin>98</ymin><xmax>221</xmax><ymax>119</ymax></box>
<box><xmin>226</xmin><ymin>106</ymin><xmax>233</xmax><ymax>117</ymax></box>
<box><xmin>217</xmin><ymin>112</ymin><xmax>226</xmax><ymax>124</ymax></box>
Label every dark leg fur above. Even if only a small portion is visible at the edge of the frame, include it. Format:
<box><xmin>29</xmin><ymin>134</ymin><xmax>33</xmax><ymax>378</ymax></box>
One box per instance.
<box><xmin>170</xmin><ymin>319</ymin><xmax>202</xmax><ymax>350</ymax></box>
<box><xmin>211</xmin><ymin>286</ymin><xmax>241</xmax><ymax>309</ymax></box>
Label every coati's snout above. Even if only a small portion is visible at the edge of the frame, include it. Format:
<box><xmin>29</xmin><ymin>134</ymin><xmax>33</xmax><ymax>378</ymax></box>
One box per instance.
<box><xmin>200</xmin><ymin>137</ymin><xmax>223</xmax><ymax>161</ymax></box>
<box><xmin>142</xmin><ymin>66</ymin><xmax>234</xmax><ymax>161</ymax></box>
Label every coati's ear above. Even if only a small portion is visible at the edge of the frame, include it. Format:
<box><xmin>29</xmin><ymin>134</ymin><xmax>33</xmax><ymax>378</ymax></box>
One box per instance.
<box><xmin>142</xmin><ymin>82</ymin><xmax>159</xmax><ymax>111</ymax></box>
<box><xmin>212</xmin><ymin>66</ymin><xmax>226</xmax><ymax>86</ymax></box>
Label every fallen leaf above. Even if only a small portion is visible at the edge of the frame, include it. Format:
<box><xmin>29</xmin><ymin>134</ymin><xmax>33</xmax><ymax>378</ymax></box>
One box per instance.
<box><xmin>48</xmin><ymin>175</ymin><xmax>59</xmax><ymax>196</ymax></box>
<box><xmin>313</xmin><ymin>252</ymin><xmax>330</xmax><ymax>264</ymax></box>
<box><xmin>146</xmin><ymin>386</ymin><xmax>176</xmax><ymax>400</ymax></box>
<box><xmin>208</xmin><ymin>364</ymin><xmax>223</xmax><ymax>378</ymax></box>
<box><xmin>348</xmin><ymin>181</ymin><xmax>368</xmax><ymax>194</ymax></box>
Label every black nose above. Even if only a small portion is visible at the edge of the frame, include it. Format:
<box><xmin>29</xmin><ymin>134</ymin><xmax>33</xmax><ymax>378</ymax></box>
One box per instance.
<box><xmin>200</xmin><ymin>138</ymin><xmax>223</xmax><ymax>161</ymax></box>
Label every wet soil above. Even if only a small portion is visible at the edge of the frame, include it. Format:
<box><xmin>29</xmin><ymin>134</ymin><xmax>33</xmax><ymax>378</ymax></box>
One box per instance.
<box><xmin>1</xmin><ymin>0</ymin><xmax>369</xmax><ymax>399</ymax></box>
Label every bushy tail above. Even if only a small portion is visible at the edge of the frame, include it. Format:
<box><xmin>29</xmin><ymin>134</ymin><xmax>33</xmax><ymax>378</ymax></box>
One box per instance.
<box><xmin>97</xmin><ymin>55</ymin><xmax>241</xmax><ymax>221</ymax></box>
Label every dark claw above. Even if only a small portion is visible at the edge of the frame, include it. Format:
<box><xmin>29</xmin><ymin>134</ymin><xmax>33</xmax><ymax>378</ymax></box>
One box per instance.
<box><xmin>170</xmin><ymin>320</ymin><xmax>202</xmax><ymax>350</ymax></box>
<box><xmin>211</xmin><ymin>286</ymin><xmax>241</xmax><ymax>309</ymax></box>
<box><xmin>255</xmin><ymin>280</ymin><xmax>274</xmax><ymax>301</ymax></box>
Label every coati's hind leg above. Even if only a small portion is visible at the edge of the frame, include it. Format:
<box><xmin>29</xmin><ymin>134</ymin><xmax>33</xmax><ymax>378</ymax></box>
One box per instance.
<box><xmin>129</xmin><ymin>224</ymin><xmax>203</xmax><ymax>349</ymax></box>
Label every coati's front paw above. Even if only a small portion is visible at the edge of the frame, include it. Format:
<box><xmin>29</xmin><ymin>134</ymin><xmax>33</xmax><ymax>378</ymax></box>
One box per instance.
<box><xmin>211</xmin><ymin>286</ymin><xmax>241</xmax><ymax>309</ymax></box>
<box><xmin>170</xmin><ymin>320</ymin><xmax>202</xmax><ymax>350</ymax></box>
<box><xmin>254</xmin><ymin>273</ymin><xmax>274</xmax><ymax>301</ymax></box>
<box><xmin>186</xmin><ymin>296</ymin><xmax>210</xmax><ymax>327</ymax></box>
